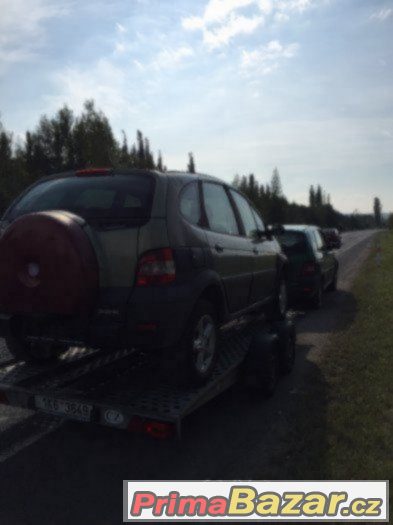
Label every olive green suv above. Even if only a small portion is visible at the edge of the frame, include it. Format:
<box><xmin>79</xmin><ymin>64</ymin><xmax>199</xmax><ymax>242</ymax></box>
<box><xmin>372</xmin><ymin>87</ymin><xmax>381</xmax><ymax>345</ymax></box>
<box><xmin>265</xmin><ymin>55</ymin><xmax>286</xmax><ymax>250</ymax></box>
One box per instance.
<box><xmin>0</xmin><ymin>168</ymin><xmax>288</xmax><ymax>383</ymax></box>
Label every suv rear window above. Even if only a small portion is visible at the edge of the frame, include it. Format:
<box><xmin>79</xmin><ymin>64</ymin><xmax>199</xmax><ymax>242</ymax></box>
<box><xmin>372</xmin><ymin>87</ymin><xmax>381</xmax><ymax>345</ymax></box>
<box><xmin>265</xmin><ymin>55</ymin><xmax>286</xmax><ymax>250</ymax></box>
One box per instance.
<box><xmin>277</xmin><ymin>231</ymin><xmax>307</xmax><ymax>255</ymax></box>
<box><xmin>6</xmin><ymin>174</ymin><xmax>155</xmax><ymax>221</ymax></box>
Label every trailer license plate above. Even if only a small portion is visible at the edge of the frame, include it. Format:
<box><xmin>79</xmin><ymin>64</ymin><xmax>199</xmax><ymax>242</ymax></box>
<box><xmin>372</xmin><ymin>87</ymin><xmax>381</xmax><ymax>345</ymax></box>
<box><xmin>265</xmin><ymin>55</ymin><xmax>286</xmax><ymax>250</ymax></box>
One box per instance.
<box><xmin>35</xmin><ymin>395</ymin><xmax>93</xmax><ymax>422</ymax></box>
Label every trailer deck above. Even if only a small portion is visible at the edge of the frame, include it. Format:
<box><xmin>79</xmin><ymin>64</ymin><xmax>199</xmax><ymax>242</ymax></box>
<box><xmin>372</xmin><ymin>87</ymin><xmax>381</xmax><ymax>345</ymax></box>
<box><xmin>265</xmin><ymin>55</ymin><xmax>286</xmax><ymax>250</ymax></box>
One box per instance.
<box><xmin>0</xmin><ymin>316</ymin><xmax>263</xmax><ymax>438</ymax></box>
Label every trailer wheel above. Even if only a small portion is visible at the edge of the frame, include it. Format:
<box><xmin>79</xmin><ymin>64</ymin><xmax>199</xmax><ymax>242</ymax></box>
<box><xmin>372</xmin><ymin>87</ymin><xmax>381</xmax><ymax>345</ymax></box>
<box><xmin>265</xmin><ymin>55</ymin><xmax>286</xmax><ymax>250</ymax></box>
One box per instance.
<box><xmin>243</xmin><ymin>330</ymin><xmax>280</xmax><ymax>397</ymax></box>
<box><xmin>162</xmin><ymin>299</ymin><xmax>218</xmax><ymax>386</ymax></box>
<box><xmin>273</xmin><ymin>318</ymin><xmax>296</xmax><ymax>374</ymax></box>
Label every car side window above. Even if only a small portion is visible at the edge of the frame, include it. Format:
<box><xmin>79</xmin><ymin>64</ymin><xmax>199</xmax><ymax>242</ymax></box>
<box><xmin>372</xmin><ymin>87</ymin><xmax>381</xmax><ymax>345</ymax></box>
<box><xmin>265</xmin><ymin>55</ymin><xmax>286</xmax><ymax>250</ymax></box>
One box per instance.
<box><xmin>179</xmin><ymin>182</ymin><xmax>201</xmax><ymax>226</ymax></box>
<box><xmin>251</xmin><ymin>208</ymin><xmax>265</xmax><ymax>232</ymax></box>
<box><xmin>202</xmin><ymin>183</ymin><xmax>239</xmax><ymax>235</ymax></box>
<box><xmin>308</xmin><ymin>231</ymin><xmax>318</xmax><ymax>253</ymax></box>
<box><xmin>229</xmin><ymin>190</ymin><xmax>257</xmax><ymax>238</ymax></box>
<box><xmin>314</xmin><ymin>230</ymin><xmax>325</xmax><ymax>250</ymax></box>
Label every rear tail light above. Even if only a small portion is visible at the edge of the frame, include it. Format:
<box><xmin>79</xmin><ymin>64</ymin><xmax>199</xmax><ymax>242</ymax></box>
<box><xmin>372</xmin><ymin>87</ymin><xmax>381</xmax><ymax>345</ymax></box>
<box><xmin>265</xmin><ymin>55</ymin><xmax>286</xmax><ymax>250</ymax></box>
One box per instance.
<box><xmin>301</xmin><ymin>261</ymin><xmax>318</xmax><ymax>276</ymax></box>
<box><xmin>136</xmin><ymin>248</ymin><xmax>176</xmax><ymax>286</ymax></box>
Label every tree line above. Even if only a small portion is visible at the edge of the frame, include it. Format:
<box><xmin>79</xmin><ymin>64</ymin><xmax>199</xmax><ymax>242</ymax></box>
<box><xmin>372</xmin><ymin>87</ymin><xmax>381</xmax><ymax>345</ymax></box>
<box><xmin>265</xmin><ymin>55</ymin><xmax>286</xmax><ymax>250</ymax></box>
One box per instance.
<box><xmin>0</xmin><ymin>100</ymin><xmax>382</xmax><ymax>229</ymax></box>
<box><xmin>233</xmin><ymin>170</ymin><xmax>377</xmax><ymax>230</ymax></box>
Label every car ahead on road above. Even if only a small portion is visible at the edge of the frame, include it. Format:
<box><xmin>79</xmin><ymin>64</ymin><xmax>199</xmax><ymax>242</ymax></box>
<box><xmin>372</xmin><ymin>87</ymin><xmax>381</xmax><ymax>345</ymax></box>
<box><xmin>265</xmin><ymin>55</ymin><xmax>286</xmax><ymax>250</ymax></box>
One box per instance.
<box><xmin>322</xmin><ymin>228</ymin><xmax>342</xmax><ymax>250</ymax></box>
<box><xmin>0</xmin><ymin>168</ymin><xmax>288</xmax><ymax>384</ymax></box>
<box><xmin>276</xmin><ymin>225</ymin><xmax>338</xmax><ymax>308</ymax></box>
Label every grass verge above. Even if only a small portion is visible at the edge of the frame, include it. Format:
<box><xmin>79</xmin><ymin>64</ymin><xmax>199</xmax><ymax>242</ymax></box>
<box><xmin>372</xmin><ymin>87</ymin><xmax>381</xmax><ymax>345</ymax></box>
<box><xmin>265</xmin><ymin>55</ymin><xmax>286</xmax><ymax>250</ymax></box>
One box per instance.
<box><xmin>285</xmin><ymin>232</ymin><xmax>392</xmax><ymax>500</ymax></box>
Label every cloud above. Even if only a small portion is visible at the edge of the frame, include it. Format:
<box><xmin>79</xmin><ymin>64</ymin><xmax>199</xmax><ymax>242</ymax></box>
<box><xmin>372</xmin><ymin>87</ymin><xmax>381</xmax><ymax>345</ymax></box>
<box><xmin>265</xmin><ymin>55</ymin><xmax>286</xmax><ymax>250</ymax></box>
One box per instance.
<box><xmin>47</xmin><ymin>58</ymin><xmax>139</xmax><ymax>122</ymax></box>
<box><xmin>277</xmin><ymin>0</ymin><xmax>313</xmax><ymax>12</ymax></box>
<box><xmin>152</xmin><ymin>46</ymin><xmax>194</xmax><ymax>69</ymax></box>
<box><xmin>116</xmin><ymin>22</ymin><xmax>127</xmax><ymax>33</ymax></box>
<box><xmin>274</xmin><ymin>12</ymin><xmax>290</xmax><ymax>22</ymax></box>
<box><xmin>182</xmin><ymin>0</ymin><xmax>317</xmax><ymax>49</ymax></box>
<box><xmin>242</xmin><ymin>40</ymin><xmax>299</xmax><ymax>73</ymax></box>
<box><xmin>183</xmin><ymin>0</ymin><xmax>256</xmax><ymax>27</ymax></box>
<box><xmin>370</xmin><ymin>8</ymin><xmax>393</xmax><ymax>21</ymax></box>
<box><xmin>182</xmin><ymin>0</ymin><xmax>264</xmax><ymax>48</ymax></box>
<box><xmin>0</xmin><ymin>0</ymin><xmax>67</xmax><ymax>74</ymax></box>
<box><xmin>203</xmin><ymin>14</ymin><xmax>264</xmax><ymax>49</ymax></box>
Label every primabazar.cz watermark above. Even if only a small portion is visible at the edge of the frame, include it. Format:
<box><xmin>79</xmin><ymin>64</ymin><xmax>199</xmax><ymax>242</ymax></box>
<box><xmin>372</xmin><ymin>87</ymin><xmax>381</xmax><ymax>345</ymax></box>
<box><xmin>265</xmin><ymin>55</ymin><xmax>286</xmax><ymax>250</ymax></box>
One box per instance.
<box><xmin>123</xmin><ymin>481</ymin><xmax>388</xmax><ymax>522</ymax></box>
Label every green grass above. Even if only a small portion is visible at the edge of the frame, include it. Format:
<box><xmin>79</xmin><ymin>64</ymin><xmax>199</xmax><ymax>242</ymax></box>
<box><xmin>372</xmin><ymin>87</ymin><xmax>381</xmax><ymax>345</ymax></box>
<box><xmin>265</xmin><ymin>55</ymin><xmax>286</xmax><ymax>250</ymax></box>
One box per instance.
<box><xmin>283</xmin><ymin>232</ymin><xmax>393</xmax><ymax>499</ymax></box>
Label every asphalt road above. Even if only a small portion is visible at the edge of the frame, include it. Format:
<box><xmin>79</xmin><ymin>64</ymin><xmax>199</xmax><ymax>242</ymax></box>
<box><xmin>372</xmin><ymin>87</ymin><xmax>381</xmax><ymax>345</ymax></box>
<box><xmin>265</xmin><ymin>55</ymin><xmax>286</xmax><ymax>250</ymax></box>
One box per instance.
<box><xmin>0</xmin><ymin>229</ymin><xmax>379</xmax><ymax>525</ymax></box>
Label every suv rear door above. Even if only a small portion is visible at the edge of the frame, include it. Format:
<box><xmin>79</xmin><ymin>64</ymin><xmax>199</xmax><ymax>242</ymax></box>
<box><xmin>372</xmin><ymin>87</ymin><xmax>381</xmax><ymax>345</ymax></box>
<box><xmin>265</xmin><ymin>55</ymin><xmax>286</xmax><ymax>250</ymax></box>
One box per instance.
<box><xmin>201</xmin><ymin>182</ymin><xmax>253</xmax><ymax>313</ymax></box>
<box><xmin>228</xmin><ymin>190</ymin><xmax>276</xmax><ymax>305</ymax></box>
<box><xmin>314</xmin><ymin>229</ymin><xmax>336</xmax><ymax>286</ymax></box>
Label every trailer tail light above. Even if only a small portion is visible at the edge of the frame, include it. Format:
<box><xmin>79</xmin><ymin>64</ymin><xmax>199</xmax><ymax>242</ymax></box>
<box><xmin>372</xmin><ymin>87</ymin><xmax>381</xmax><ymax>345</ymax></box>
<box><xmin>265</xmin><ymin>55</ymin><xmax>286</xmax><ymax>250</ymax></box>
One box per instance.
<box><xmin>128</xmin><ymin>416</ymin><xmax>175</xmax><ymax>439</ymax></box>
<box><xmin>136</xmin><ymin>322</ymin><xmax>157</xmax><ymax>333</ymax></box>
<box><xmin>301</xmin><ymin>262</ymin><xmax>318</xmax><ymax>276</ymax></box>
<box><xmin>76</xmin><ymin>168</ymin><xmax>112</xmax><ymax>176</ymax></box>
<box><xmin>144</xmin><ymin>421</ymin><xmax>175</xmax><ymax>440</ymax></box>
<box><xmin>136</xmin><ymin>248</ymin><xmax>176</xmax><ymax>286</ymax></box>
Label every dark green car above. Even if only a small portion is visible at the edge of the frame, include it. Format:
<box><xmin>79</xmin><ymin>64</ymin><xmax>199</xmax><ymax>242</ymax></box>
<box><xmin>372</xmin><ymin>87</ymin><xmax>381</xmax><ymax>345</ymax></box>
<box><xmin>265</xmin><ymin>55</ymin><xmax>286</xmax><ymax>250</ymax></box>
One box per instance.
<box><xmin>276</xmin><ymin>225</ymin><xmax>339</xmax><ymax>308</ymax></box>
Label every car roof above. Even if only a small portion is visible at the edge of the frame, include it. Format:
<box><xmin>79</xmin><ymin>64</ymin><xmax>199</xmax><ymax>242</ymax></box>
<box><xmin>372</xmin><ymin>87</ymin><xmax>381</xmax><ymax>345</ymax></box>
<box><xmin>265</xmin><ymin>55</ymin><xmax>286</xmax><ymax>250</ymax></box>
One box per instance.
<box><xmin>165</xmin><ymin>170</ymin><xmax>227</xmax><ymax>185</ymax></box>
<box><xmin>38</xmin><ymin>168</ymin><xmax>226</xmax><ymax>186</ymax></box>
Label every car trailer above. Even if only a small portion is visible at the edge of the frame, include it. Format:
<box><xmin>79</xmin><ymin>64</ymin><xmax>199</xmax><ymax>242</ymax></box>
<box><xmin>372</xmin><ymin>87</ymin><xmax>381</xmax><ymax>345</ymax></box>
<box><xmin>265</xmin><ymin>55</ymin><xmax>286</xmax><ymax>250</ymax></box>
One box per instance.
<box><xmin>0</xmin><ymin>315</ymin><xmax>296</xmax><ymax>440</ymax></box>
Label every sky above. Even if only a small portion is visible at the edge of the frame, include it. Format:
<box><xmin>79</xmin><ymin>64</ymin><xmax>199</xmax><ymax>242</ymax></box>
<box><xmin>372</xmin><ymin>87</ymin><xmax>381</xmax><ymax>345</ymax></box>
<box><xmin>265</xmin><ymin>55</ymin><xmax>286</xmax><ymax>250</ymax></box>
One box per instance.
<box><xmin>0</xmin><ymin>0</ymin><xmax>392</xmax><ymax>214</ymax></box>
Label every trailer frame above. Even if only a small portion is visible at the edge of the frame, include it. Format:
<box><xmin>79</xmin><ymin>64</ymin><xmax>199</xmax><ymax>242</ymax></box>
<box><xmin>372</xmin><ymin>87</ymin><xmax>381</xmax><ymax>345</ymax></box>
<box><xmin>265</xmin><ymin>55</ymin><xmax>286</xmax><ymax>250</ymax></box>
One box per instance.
<box><xmin>0</xmin><ymin>314</ymin><xmax>293</xmax><ymax>439</ymax></box>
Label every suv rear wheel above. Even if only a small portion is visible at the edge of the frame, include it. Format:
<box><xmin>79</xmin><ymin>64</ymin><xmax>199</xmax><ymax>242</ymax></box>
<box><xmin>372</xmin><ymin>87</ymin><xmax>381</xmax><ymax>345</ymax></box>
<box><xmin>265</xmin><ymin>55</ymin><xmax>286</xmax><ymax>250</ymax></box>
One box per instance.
<box><xmin>163</xmin><ymin>299</ymin><xmax>218</xmax><ymax>385</ymax></box>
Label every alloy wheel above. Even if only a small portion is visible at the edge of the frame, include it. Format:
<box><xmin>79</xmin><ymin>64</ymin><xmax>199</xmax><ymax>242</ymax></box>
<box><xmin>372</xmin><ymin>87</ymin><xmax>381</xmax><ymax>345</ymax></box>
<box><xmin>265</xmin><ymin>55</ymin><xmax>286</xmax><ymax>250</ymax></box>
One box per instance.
<box><xmin>192</xmin><ymin>314</ymin><xmax>217</xmax><ymax>374</ymax></box>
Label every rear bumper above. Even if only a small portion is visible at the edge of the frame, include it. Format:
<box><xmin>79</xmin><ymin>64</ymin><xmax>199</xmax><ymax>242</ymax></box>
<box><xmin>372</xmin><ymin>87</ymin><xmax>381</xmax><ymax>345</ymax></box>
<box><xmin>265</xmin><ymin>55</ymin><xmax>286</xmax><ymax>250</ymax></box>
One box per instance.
<box><xmin>0</xmin><ymin>303</ymin><xmax>191</xmax><ymax>351</ymax></box>
<box><xmin>0</xmin><ymin>279</ymin><xmax>206</xmax><ymax>352</ymax></box>
<box><xmin>287</xmin><ymin>277</ymin><xmax>319</xmax><ymax>301</ymax></box>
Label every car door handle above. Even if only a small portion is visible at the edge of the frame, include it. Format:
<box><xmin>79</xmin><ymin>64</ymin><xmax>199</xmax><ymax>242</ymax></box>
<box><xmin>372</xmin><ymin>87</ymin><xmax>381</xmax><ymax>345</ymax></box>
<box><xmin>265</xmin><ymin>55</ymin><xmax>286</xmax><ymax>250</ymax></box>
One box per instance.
<box><xmin>215</xmin><ymin>243</ymin><xmax>224</xmax><ymax>253</ymax></box>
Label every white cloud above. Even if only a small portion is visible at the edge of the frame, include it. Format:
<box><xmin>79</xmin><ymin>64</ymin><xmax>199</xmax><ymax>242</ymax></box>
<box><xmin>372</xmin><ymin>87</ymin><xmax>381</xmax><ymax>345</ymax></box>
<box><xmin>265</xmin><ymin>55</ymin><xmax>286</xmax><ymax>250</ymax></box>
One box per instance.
<box><xmin>182</xmin><ymin>0</ymin><xmax>264</xmax><ymax>48</ymax></box>
<box><xmin>182</xmin><ymin>0</ymin><xmax>316</xmax><ymax>49</ymax></box>
<box><xmin>203</xmin><ymin>14</ymin><xmax>264</xmax><ymax>49</ymax></box>
<box><xmin>371</xmin><ymin>8</ymin><xmax>393</xmax><ymax>21</ymax></box>
<box><xmin>205</xmin><ymin>0</ymin><xmax>255</xmax><ymax>22</ymax></box>
<box><xmin>0</xmin><ymin>0</ymin><xmax>67</xmax><ymax>74</ymax></box>
<box><xmin>152</xmin><ymin>46</ymin><xmax>194</xmax><ymax>69</ymax></box>
<box><xmin>257</xmin><ymin>0</ymin><xmax>273</xmax><ymax>15</ymax></box>
<box><xmin>114</xmin><ymin>42</ymin><xmax>126</xmax><ymax>54</ymax></box>
<box><xmin>116</xmin><ymin>22</ymin><xmax>127</xmax><ymax>33</ymax></box>
<box><xmin>242</xmin><ymin>40</ymin><xmax>299</xmax><ymax>73</ymax></box>
<box><xmin>277</xmin><ymin>0</ymin><xmax>313</xmax><ymax>12</ymax></box>
<box><xmin>274</xmin><ymin>11</ymin><xmax>290</xmax><ymax>22</ymax></box>
<box><xmin>47</xmin><ymin>59</ymin><xmax>139</xmax><ymax>122</ymax></box>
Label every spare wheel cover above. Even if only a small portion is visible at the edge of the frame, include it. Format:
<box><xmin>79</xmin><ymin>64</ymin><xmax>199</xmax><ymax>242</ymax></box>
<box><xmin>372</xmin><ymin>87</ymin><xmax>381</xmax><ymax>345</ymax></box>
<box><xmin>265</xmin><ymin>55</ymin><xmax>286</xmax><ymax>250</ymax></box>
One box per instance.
<box><xmin>0</xmin><ymin>211</ymin><xmax>99</xmax><ymax>316</ymax></box>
